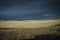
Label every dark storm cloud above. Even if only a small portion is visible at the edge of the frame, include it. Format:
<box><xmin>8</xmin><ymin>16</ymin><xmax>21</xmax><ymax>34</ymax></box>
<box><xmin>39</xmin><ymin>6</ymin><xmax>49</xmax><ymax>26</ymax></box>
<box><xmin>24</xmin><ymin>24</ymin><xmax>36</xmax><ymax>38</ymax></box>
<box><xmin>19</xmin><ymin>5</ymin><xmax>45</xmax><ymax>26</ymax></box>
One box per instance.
<box><xmin>0</xmin><ymin>0</ymin><xmax>60</xmax><ymax>20</ymax></box>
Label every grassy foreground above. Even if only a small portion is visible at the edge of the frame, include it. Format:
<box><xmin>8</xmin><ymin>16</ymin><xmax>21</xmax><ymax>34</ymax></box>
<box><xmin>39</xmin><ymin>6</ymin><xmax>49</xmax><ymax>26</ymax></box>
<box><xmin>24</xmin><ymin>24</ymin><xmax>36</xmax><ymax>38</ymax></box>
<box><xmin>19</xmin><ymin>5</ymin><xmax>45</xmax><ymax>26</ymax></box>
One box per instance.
<box><xmin>0</xmin><ymin>25</ymin><xmax>60</xmax><ymax>40</ymax></box>
<box><xmin>0</xmin><ymin>19</ymin><xmax>60</xmax><ymax>40</ymax></box>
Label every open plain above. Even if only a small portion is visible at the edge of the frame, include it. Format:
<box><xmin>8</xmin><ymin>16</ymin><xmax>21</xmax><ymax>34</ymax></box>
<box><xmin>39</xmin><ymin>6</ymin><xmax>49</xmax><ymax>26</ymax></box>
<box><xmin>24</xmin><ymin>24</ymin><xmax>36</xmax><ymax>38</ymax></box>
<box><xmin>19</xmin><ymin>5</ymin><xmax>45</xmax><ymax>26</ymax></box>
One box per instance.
<box><xmin>0</xmin><ymin>19</ymin><xmax>60</xmax><ymax>40</ymax></box>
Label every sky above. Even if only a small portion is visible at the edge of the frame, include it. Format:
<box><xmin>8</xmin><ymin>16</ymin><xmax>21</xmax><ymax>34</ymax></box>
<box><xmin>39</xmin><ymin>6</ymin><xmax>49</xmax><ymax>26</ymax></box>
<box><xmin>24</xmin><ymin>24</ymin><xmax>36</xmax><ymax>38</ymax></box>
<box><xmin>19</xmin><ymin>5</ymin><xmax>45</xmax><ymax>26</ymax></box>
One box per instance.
<box><xmin>0</xmin><ymin>0</ymin><xmax>60</xmax><ymax>20</ymax></box>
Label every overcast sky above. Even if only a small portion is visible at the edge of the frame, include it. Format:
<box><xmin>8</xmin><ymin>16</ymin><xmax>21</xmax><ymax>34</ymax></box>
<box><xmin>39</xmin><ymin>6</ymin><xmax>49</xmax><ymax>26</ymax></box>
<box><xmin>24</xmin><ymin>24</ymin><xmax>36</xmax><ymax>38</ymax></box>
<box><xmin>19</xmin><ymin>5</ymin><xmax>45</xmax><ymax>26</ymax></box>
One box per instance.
<box><xmin>0</xmin><ymin>0</ymin><xmax>60</xmax><ymax>20</ymax></box>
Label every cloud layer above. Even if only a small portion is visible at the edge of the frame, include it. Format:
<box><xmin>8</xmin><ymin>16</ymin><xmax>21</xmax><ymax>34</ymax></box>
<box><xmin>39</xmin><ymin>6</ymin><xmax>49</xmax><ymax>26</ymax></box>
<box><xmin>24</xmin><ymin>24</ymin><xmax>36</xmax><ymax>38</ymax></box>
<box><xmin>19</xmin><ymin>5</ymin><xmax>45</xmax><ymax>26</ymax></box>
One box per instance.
<box><xmin>0</xmin><ymin>0</ymin><xmax>60</xmax><ymax>20</ymax></box>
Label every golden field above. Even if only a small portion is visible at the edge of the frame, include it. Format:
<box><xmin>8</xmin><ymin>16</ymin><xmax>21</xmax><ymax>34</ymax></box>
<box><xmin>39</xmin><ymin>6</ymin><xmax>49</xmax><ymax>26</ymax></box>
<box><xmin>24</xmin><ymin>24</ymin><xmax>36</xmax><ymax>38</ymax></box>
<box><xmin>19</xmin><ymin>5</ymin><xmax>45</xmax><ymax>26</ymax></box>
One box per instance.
<box><xmin>0</xmin><ymin>19</ymin><xmax>60</xmax><ymax>40</ymax></box>
<box><xmin>0</xmin><ymin>19</ymin><xmax>60</xmax><ymax>28</ymax></box>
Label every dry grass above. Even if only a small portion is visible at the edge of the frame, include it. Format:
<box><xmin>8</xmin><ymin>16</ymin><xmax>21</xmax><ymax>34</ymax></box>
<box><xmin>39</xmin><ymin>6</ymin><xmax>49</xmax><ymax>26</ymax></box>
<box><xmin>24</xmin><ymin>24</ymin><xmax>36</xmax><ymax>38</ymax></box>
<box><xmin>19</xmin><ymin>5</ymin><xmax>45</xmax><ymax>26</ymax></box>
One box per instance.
<box><xmin>0</xmin><ymin>25</ymin><xmax>60</xmax><ymax>40</ymax></box>
<box><xmin>0</xmin><ymin>19</ymin><xmax>60</xmax><ymax>28</ymax></box>
<box><xmin>0</xmin><ymin>19</ymin><xmax>60</xmax><ymax>40</ymax></box>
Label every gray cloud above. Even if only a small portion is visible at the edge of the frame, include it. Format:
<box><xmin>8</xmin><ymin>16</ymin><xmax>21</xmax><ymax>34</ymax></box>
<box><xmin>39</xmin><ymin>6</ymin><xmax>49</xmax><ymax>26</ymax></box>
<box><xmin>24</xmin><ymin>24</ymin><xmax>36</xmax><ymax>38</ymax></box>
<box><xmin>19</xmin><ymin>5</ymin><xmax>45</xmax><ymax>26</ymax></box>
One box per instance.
<box><xmin>0</xmin><ymin>0</ymin><xmax>60</xmax><ymax>20</ymax></box>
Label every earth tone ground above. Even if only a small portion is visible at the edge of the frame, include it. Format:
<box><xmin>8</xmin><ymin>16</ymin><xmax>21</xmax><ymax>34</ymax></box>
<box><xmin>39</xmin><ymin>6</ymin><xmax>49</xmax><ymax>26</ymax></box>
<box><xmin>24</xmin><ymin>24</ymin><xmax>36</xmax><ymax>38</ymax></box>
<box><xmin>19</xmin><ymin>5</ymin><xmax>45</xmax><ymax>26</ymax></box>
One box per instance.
<box><xmin>0</xmin><ymin>19</ymin><xmax>60</xmax><ymax>28</ymax></box>
<box><xmin>0</xmin><ymin>19</ymin><xmax>60</xmax><ymax>40</ymax></box>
